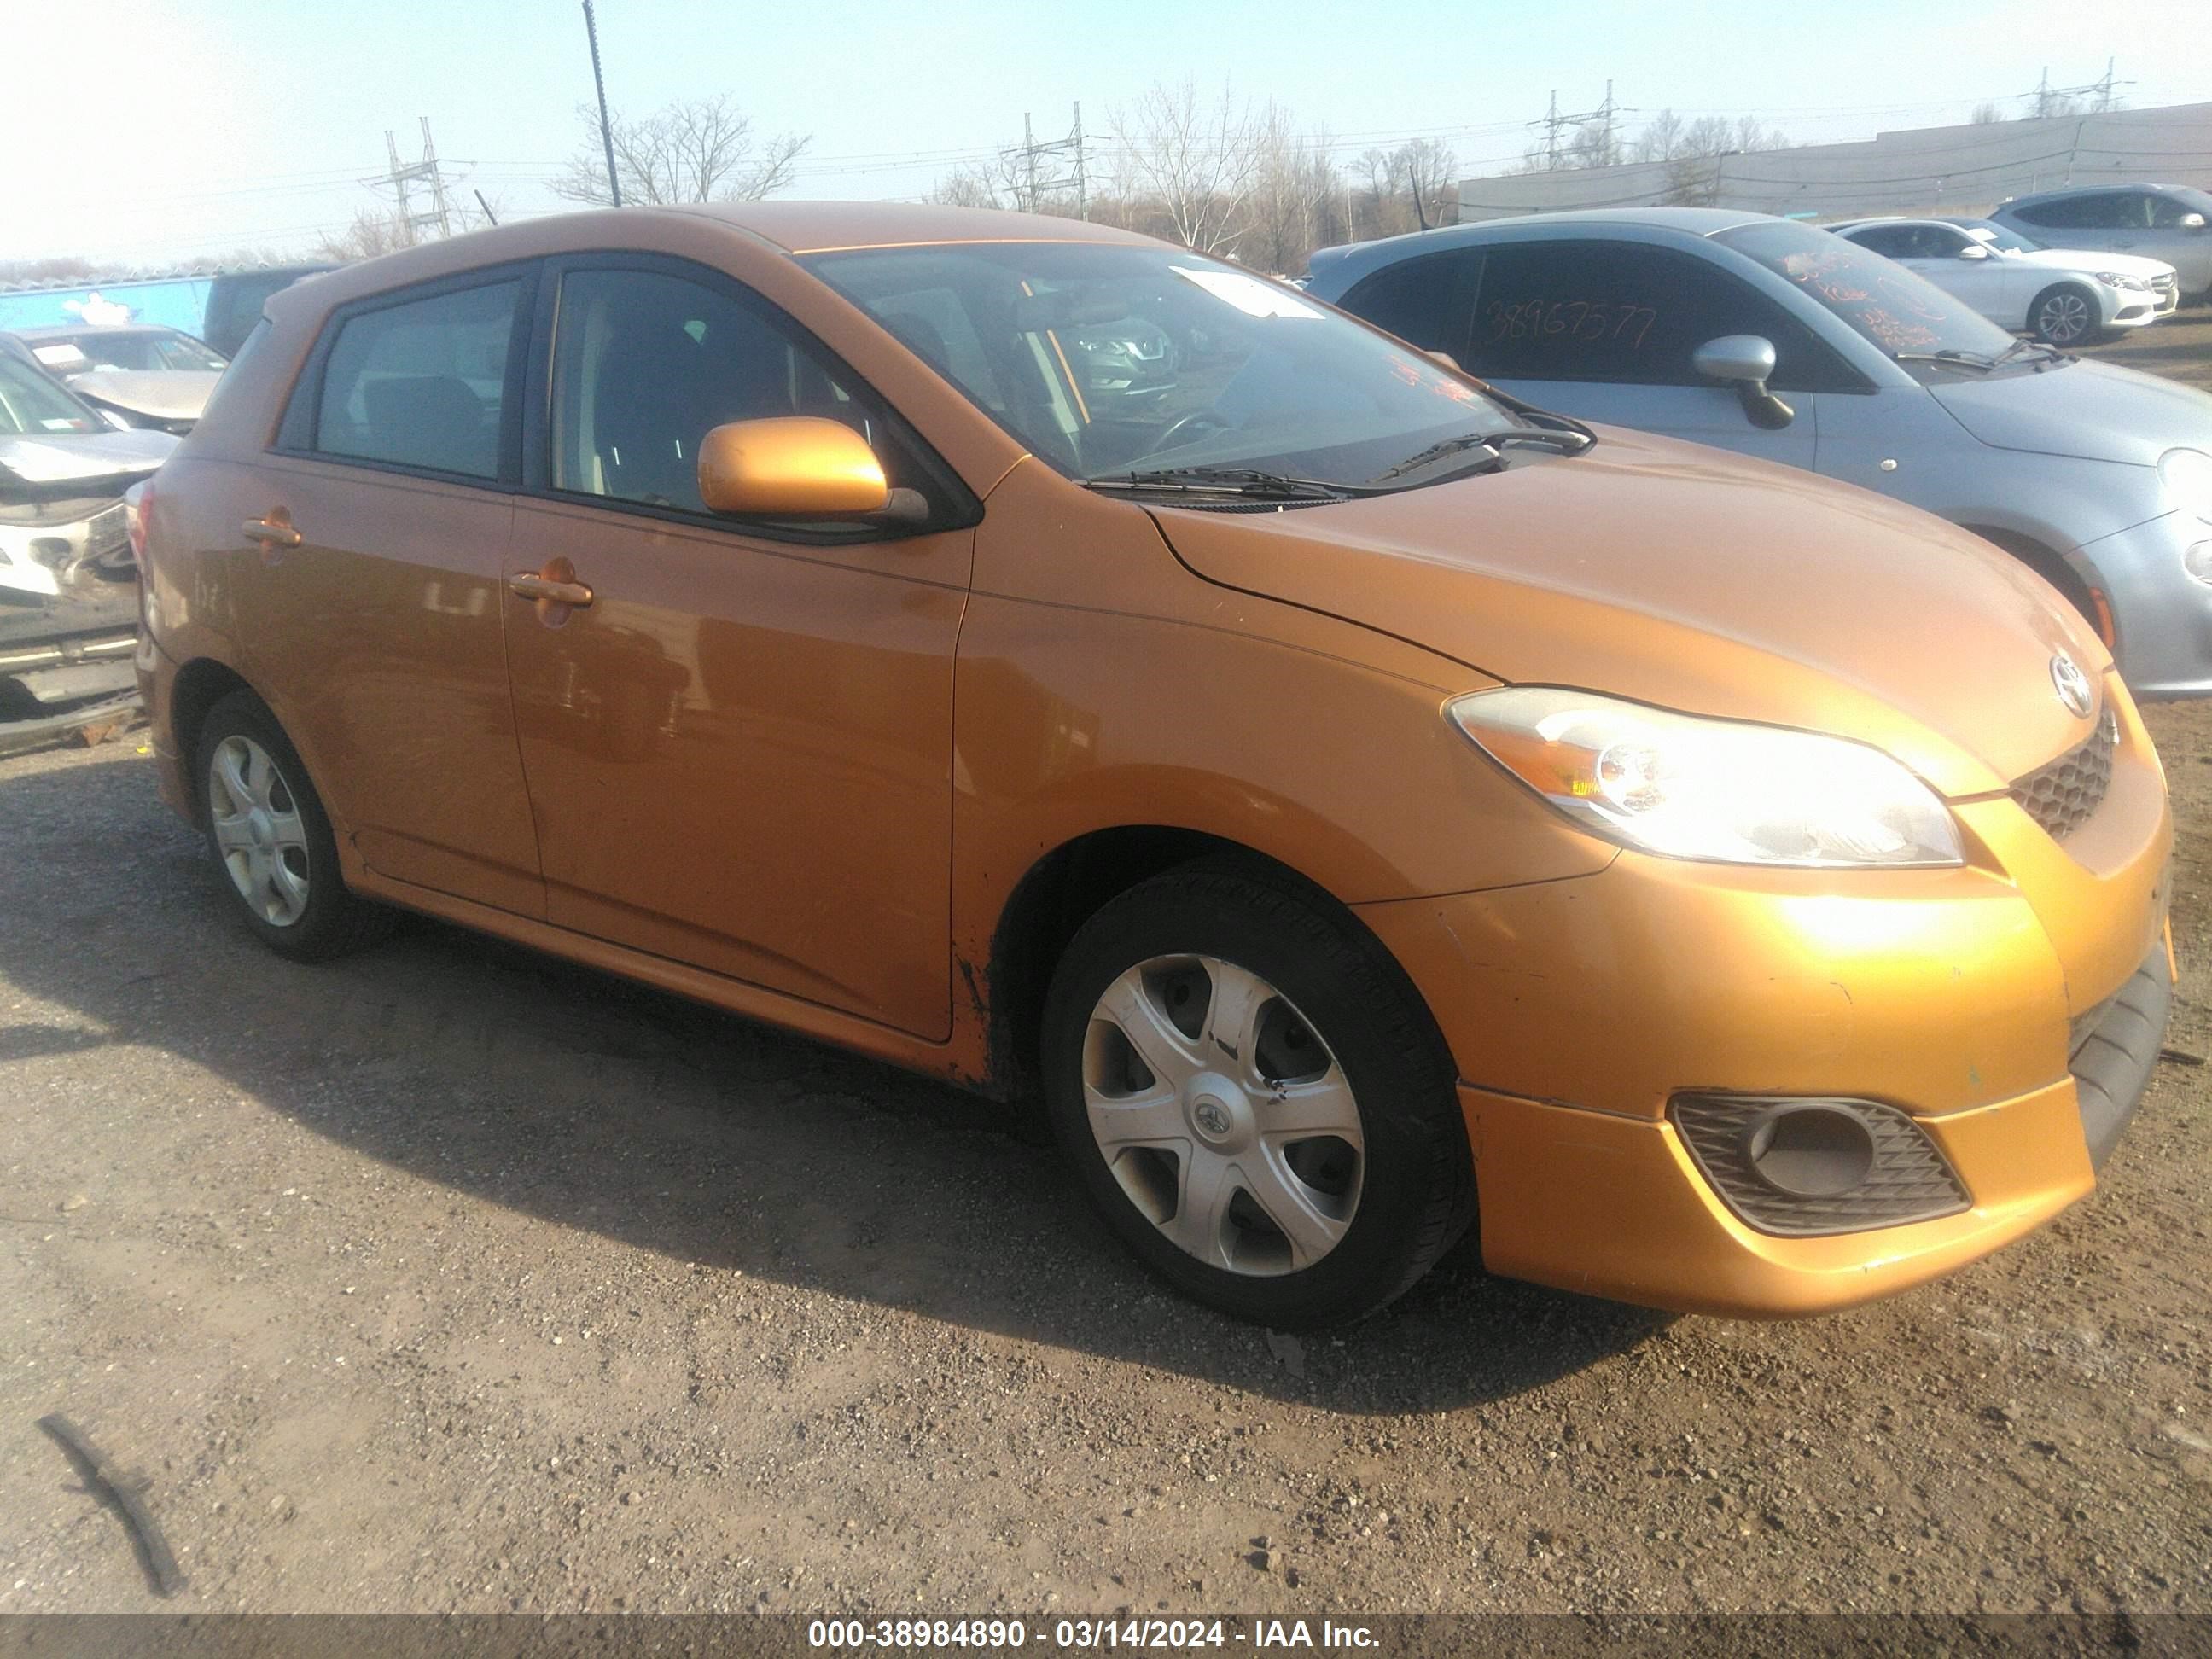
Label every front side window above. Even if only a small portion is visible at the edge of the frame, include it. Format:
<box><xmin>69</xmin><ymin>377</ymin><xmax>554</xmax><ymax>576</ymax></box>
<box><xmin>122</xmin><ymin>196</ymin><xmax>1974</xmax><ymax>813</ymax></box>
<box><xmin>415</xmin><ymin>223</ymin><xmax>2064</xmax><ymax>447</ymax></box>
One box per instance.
<box><xmin>1845</xmin><ymin>225</ymin><xmax>1914</xmax><ymax>259</ymax></box>
<box><xmin>549</xmin><ymin>266</ymin><xmax>912</xmax><ymax>516</ymax></box>
<box><xmin>806</xmin><ymin>242</ymin><xmax>1514</xmax><ymax>490</ymax></box>
<box><xmin>1457</xmin><ymin>239</ymin><xmax>1846</xmax><ymax>393</ymax></box>
<box><xmin>1337</xmin><ymin>249</ymin><xmax>1481</xmax><ymax>356</ymax></box>
<box><xmin>2148</xmin><ymin>189</ymin><xmax>2212</xmax><ymax>229</ymax></box>
<box><xmin>1714</xmin><ymin>221</ymin><xmax>2021</xmax><ymax>366</ymax></box>
<box><xmin>313</xmin><ymin>282</ymin><xmax>519</xmax><ymax>479</ymax></box>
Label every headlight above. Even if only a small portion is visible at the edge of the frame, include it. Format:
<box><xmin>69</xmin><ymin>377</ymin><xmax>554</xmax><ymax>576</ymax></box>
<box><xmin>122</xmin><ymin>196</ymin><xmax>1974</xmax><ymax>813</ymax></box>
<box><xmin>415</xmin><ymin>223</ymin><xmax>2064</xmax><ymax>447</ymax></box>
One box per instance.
<box><xmin>2160</xmin><ymin>448</ymin><xmax>2212</xmax><ymax>523</ymax></box>
<box><xmin>2094</xmin><ymin>271</ymin><xmax>2149</xmax><ymax>291</ymax></box>
<box><xmin>1447</xmin><ymin>688</ymin><xmax>1965</xmax><ymax>868</ymax></box>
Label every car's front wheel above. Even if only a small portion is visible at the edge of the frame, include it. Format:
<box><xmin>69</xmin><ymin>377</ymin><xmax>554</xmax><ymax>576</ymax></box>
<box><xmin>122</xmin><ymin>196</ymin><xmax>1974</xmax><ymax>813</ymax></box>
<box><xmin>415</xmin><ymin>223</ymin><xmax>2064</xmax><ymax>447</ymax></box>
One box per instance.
<box><xmin>2029</xmin><ymin>282</ymin><xmax>2101</xmax><ymax>346</ymax></box>
<box><xmin>1040</xmin><ymin>863</ymin><xmax>1473</xmax><ymax>1328</ymax></box>
<box><xmin>195</xmin><ymin>690</ymin><xmax>387</xmax><ymax>961</ymax></box>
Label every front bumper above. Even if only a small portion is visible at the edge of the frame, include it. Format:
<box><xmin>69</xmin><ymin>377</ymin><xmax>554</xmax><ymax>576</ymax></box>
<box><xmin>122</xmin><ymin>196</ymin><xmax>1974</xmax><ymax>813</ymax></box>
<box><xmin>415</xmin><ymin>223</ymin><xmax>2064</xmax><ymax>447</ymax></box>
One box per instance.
<box><xmin>2081</xmin><ymin>508</ymin><xmax>2212</xmax><ymax>700</ymax></box>
<box><xmin>1357</xmin><ymin>691</ymin><xmax>2172</xmax><ymax>1317</ymax></box>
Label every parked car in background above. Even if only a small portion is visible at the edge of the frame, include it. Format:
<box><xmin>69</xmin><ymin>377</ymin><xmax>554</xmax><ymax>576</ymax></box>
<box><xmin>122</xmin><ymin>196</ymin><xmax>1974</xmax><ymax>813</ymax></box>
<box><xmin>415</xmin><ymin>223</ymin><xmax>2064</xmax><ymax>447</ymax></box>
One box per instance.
<box><xmin>202</xmin><ymin>264</ymin><xmax>335</xmax><ymax>358</ymax></box>
<box><xmin>1826</xmin><ymin>216</ymin><xmax>2177</xmax><ymax>344</ymax></box>
<box><xmin>4</xmin><ymin>324</ymin><xmax>228</xmax><ymax>435</ymax></box>
<box><xmin>137</xmin><ymin>203</ymin><xmax>2171</xmax><ymax>1329</ymax></box>
<box><xmin>1307</xmin><ymin>208</ymin><xmax>2212</xmax><ymax>697</ymax></box>
<box><xmin>1988</xmin><ymin>185</ymin><xmax>2212</xmax><ymax>303</ymax></box>
<box><xmin>11</xmin><ymin>323</ymin><xmax>227</xmax><ymax>376</ymax></box>
<box><xmin>1066</xmin><ymin>312</ymin><xmax>1179</xmax><ymax>403</ymax></box>
<box><xmin>0</xmin><ymin>352</ymin><xmax>173</xmax><ymax>750</ymax></box>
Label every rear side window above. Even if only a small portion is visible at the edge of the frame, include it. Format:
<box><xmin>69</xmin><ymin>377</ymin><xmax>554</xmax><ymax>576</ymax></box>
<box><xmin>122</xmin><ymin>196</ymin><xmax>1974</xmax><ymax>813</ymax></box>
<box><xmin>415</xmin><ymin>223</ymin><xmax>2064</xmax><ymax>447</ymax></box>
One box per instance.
<box><xmin>2014</xmin><ymin>194</ymin><xmax>2127</xmax><ymax>230</ymax></box>
<box><xmin>313</xmin><ymin>282</ymin><xmax>519</xmax><ymax>479</ymax></box>
<box><xmin>1459</xmin><ymin>239</ymin><xmax>1851</xmax><ymax>393</ymax></box>
<box><xmin>1337</xmin><ymin>249</ymin><xmax>1480</xmax><ymax>355</ymax></box>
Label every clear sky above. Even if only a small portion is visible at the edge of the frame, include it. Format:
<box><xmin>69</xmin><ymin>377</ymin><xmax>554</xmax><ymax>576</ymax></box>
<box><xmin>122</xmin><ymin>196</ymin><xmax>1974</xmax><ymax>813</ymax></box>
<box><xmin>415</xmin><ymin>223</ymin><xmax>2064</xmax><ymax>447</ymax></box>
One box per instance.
<box><xmin>9</xmin><ymin>0</ymin><xmax>2203</xmax><ymax>266</ymax></box>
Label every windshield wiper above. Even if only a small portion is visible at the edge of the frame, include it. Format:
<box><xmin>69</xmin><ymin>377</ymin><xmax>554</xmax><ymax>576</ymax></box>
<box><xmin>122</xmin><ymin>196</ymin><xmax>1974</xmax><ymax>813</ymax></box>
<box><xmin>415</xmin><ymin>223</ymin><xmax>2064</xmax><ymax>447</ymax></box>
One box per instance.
<box><xmin>1992</xmin><ymin>336</ymin><xmax>2068</xmax><ymax>366</ymax></box>
<box><xmin>1367</xmin><ymin>425</ymin><xmax>1594</xmax><ymax>486</ymax></box>
<box><xmin>1085</xmin><ymin>465</ymin><xmax>1371</xmax><ymax>501</ymax></box>
<box><xmin>1893</xmin><ymin>348</ymin><xmax>2000</xmax><ymax>371</ymax></box>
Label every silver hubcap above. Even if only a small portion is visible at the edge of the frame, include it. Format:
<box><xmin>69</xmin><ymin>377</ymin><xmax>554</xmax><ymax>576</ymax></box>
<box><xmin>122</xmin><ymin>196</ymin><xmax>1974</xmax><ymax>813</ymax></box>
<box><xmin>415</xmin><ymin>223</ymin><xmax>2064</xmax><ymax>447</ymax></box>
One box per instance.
<box><xmin>2039</xmin><ymin>292</ymin><xmax>2089</xmax><ymax>341</ymax></box>
<box><xmin>207</xmin><ymin>735</ymin><xmax>310</xmax><ymax>927</ymax></box>
<box><xmin>1083</xmin><ymin>955</ymin><xmax>1363</xmax><ymax>1277</ymax></box>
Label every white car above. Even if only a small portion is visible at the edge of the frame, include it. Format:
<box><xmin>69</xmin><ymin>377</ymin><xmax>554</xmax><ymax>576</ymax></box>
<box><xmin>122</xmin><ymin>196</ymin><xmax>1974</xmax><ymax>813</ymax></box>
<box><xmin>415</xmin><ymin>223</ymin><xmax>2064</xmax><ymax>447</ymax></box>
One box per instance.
<box><xmin>1826</xmin><ymin>217</ymin><xmax>2179</xmax><ymax>346</ymax></box>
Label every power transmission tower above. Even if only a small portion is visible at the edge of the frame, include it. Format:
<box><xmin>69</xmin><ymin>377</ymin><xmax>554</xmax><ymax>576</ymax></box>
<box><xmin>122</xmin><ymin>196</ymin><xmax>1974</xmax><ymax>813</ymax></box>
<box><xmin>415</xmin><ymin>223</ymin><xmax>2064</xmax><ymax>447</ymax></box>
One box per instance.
<box><xmin>370</xmin><ymin>119</ymin><xmax>458</xmax><ymax>242</ymax></box>
<box><xmin>1003</xmin><ymin>104</ymin><xmax>1088</xmax><ymax>218</ymax></box>
<box><xmin>1529</xmin><ymin>83</ymin><xmax>1618</xmax><ymax>171</ymax></box>
<box><xmin>2026</xmin><ymin>60</ymin><xmax>2130</xmax><ymax>119</ymax></box>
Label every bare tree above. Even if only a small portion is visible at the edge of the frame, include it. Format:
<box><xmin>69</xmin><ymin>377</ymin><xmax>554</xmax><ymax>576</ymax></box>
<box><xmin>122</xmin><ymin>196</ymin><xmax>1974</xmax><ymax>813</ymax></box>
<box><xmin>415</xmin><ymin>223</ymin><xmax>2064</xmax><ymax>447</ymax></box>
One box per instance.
<box><xmin>1970</xmin><ymin>101</ymin><xmax>2006</xmax><ymax>124</ymax></box>
<box><xmin>555</xmin><ymin>95</ymin><xmax>809</xmax><ymax>206</ymax></box>
<box><xmin>1110</xmin><ymin>79</ymin><xmax>1259</xmax><ymax>254</ymax></box>
<box><xmin>1634</xmin><ymin>108</ymin><xmax>1686</xmax><ymax>163</ymax></box>
<box><xmin>313</xmin><ymin>207</ymin><xmax>421</xmax><ymax>263</ymax></box>
<box><xmin>1394</xmin><ymin>137</ymin><xmax>1457</xmax><ymax>228</ymax></box>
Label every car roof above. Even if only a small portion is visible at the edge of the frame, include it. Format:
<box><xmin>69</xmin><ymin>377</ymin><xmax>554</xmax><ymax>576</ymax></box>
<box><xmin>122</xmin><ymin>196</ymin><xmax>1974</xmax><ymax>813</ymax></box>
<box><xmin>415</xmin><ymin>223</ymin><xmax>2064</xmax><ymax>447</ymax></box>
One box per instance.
<box><xmin>1999</xmin><ymin>183</ymin><xmax>2186</xmax><ymax>205</ymax></box>
<box><xmin>1307</xmin><ymin>207</ymin><xmax>1780</xmax><ymax>285</ymax></box>
<box><xmin>260</xmin><ymin>202</ymin><xmax>1167</xmax><ymax>324</ymax></box>
<box><xmin>668</xmin><ymin>200</ymin><xmax>1157</xmax><ymax>253</ymax></box>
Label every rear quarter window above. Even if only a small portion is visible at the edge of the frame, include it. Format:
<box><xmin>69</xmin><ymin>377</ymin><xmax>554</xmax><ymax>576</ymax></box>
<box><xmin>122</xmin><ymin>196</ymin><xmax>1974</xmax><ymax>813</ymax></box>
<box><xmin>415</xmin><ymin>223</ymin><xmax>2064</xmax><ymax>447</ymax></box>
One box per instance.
<box><xmin>306</xmin><ymin>281</ymin><xmax>520</xmax><ymax>480</ymax></box>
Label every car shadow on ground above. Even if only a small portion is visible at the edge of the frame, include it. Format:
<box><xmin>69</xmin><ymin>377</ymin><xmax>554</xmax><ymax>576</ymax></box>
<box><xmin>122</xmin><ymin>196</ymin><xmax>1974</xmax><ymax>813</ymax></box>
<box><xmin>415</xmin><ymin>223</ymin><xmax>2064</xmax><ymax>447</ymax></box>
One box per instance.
<box><xmin>0</xmin><ymin>750</ymin><xmax>1668</xmax><ymax>1413</ymax></box>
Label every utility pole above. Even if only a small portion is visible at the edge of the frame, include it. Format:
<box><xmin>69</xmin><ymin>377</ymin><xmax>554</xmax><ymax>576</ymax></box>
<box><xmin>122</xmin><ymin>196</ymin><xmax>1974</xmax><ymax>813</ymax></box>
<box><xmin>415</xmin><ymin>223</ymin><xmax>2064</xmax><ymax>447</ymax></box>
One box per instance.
<box><xmin>582</xmin><ymin>0</ymin><xmax>621</xmax><ymax>207</ymax></box>
<box><xmin>1002</xmin><ymin>105</ymin><xmax>1087</xmax><ymax>217</ymax></box>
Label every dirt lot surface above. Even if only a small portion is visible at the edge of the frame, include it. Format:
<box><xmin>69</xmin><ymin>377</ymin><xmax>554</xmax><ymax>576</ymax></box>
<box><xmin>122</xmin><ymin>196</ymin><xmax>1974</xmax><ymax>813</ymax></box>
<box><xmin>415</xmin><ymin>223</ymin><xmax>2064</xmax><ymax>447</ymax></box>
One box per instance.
<box><xmin>3</xmin><ymin>329</ymin><xmax>2210</xmax><ymax>1620</ymax></box>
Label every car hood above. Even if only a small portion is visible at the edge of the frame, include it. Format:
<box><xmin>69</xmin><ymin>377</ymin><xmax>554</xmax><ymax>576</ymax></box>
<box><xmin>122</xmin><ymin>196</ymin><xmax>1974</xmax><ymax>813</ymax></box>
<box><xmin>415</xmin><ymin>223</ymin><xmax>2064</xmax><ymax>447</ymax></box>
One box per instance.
<box><xmin>70</xmin><ymin>370</ymin><xmax>221</xmax><ymax>424</ymax></box>
<box><xmin>1148</xmin><ymin>428</ymin><xmax>2113</xmax><ymax>796</ymax></box>
<box><xmin>2013</xmin><ymin>248</ymin><xmax>2175</xmax><ymax>281</ymax></box>
<box><xmin>1929</xmin><ymin>357</ymin><xmax>2212</xmax><ymax>466</ymax></box>
<box><xmin>0</xmin><ymin>428</ymin><xmax>176</xmax><ymax>488</ymax></box>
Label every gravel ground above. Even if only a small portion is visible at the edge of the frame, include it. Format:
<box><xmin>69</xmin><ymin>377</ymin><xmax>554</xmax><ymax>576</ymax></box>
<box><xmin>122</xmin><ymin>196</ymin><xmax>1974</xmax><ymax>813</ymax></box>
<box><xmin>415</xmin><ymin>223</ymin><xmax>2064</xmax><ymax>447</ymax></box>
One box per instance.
<box><xmin>2</xmin><ymin>328</ymin><xmax>2209</xmax><ymax>1615</ymax></box>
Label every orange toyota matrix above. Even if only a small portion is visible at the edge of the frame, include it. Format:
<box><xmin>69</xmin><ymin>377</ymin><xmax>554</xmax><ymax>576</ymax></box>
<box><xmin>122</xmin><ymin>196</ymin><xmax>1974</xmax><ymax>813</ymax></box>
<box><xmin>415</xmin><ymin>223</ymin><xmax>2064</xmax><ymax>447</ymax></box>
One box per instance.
<box><xmin>135</xmin><ymin>205</ymin><xmax>2174</xmax><ymax>1329</ymax></box>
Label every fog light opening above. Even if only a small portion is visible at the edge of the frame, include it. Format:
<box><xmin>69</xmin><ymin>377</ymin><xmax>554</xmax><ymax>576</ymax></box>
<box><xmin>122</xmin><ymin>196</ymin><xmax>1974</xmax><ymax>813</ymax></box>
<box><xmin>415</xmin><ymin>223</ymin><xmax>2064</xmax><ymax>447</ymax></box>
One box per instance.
<box><xmin>1740</xmin><ymin>1103</ymin><xmax>1877</xmax><ymax>1198</ymax></box>
<box><xmin>2183</xmin><ymin>541</ymin><xmax>2212</xmax><ymax>587</ymax></box>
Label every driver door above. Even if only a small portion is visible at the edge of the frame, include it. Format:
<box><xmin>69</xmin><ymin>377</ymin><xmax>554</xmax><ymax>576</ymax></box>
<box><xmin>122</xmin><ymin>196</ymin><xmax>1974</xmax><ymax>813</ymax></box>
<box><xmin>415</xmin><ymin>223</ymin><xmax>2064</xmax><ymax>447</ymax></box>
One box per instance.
<box><xmin>502</xmin><ymin>259</ymin><xmax>974</xmax><ymax>1039</ymax></box>
<box><xmin>1453</xmin><ymin>239</ymin><xmax>1819</xmax><ymax>468</ymax></box>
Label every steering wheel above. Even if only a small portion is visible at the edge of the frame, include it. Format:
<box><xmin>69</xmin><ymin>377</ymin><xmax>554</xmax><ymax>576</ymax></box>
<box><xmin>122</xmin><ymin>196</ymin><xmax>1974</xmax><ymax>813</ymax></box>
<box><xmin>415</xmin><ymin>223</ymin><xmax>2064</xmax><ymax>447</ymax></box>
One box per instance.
<box><xmin>1144</xmin><ymin>410</ymin><xmax>1231</xmax><ymax>457</ymax></box>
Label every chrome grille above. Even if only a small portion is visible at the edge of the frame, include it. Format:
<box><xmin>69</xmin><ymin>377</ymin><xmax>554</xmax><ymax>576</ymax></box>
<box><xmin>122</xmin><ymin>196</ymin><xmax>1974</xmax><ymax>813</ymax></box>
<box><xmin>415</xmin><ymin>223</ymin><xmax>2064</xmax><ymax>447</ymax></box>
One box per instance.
<box><xmin>2011</xmin><ymin>710</ymin><xmax>2117</xmax><ymax>841</ymax></box>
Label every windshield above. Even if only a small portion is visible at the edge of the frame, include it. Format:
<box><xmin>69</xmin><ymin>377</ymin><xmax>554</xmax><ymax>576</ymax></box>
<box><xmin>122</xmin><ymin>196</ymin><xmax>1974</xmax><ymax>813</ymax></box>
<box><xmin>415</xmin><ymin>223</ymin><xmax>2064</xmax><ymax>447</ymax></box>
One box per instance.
<box><xmin>1953</xmin><ymin>219</ymin><xmax>2043</xmax><ymax>253</ymax></box>
<box><xmin>49</xmin><ymin>330</ymin><xmax>226</xmax><ymax>373</ymax></box>
<box><xmin>0</xmin><ymin>356</ymin><xmax>102</xmax><ymax>435</ymax></box>
<box><xmin>804</xmin><ymin>242</ymin><xmax>1518</xmax><ymax>490</ymax></box>
<box><xmin>1714</xmin><ymin>220</ymin><xmax>2021</xmax><ymax>364</ymax></box>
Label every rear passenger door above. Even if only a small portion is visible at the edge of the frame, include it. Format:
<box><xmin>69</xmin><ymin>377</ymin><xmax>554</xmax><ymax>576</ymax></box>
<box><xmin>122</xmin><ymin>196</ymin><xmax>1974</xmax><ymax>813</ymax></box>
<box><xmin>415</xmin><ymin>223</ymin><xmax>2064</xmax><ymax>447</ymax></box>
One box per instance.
<box><xmin>226</xmin><ymin>268</ymin><xmax>546</xmax><ymax>916</ymax></box>
<box><xmin>1452</xmin><ymin>239</ymin><xmax>1824</xmax><ymax>467</ymax></box>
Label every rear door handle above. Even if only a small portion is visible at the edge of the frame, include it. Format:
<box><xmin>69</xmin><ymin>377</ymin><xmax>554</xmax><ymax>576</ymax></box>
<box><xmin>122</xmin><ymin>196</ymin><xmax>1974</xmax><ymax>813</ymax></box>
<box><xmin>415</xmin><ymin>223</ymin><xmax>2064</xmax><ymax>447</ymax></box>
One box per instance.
<box><xmin>242</xmin><ymin>516</ymin><xmax>301</xmax><ymax>549</ymax></box>
<box><xmin>508</xmin><ymin>572</ymin><xmax>595</xmax><ymax>608</ymax></box>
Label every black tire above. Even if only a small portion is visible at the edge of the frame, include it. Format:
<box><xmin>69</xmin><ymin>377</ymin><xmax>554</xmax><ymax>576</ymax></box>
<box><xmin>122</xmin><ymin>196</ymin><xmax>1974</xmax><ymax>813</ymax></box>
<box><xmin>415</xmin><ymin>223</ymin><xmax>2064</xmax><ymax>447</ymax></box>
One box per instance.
<box><xmin>194</xmin><ymin>690</ymin><xmax>388</xmax><ymax>962</ymax></box>
<box><xmin>2029</xmin><ymin>282</ymin><xmax>2100</xmax><ymax>347</ymax></box>
<box><xmin>1040</xmin><ymin>861</ymin><xmax>1473</xmax><ymax>1328</ymax></box>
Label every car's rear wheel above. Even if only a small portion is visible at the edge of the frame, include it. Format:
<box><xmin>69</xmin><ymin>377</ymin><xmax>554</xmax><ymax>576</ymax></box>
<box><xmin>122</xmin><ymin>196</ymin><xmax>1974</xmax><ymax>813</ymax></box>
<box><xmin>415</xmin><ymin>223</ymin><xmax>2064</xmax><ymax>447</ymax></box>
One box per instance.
<box><xmin>1040</xmin><ymin>863</ymin><xmax>1473</xmax><ymax>1328</ymax></box>
<box><xmin>195</xmin><ymin>690</ymin><xmax>387</xmax><ymax>961</ymax></box>
<box><xmin>2029</xmin><ymin>282</ymin><xmax>2100</xmax><ymax>346</ymax></box>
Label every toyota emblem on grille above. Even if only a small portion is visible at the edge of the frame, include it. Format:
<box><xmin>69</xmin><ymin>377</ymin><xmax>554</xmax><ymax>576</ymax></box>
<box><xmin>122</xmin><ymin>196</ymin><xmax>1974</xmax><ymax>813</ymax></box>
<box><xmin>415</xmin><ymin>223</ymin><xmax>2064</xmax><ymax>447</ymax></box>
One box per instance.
<box><xmin>2049</xmin><ymin>652</ymin><xmax>2093</xmax><ymax>719</ymax></box>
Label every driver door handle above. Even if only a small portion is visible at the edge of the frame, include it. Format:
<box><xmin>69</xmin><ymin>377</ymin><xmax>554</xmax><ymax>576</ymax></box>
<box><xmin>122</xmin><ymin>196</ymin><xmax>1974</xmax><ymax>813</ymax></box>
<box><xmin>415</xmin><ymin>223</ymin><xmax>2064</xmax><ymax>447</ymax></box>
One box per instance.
<box><xmin>242</xmin><ymin>516</ymin><xmax>301</xmax><ymax>549</ymax></box>
<box><xmin>508</xmin><ymin>572</ymin><xmax>595</xmax><ymax>608</ymax></box>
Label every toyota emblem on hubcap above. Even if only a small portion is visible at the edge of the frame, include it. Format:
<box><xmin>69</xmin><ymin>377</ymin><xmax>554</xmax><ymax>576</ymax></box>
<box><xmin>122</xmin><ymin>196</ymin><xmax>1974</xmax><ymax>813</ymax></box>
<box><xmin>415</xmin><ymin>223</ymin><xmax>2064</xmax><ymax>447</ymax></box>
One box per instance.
<box><xmin>2049</xmin><ymin>652</ymin><xmax>2093</xmax><ymax>719</ymax></box>
<box><xmin>1192</xmin><ymin>1098</ymin><xmax>1232</xmax><ymax>1138</ymax></box>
